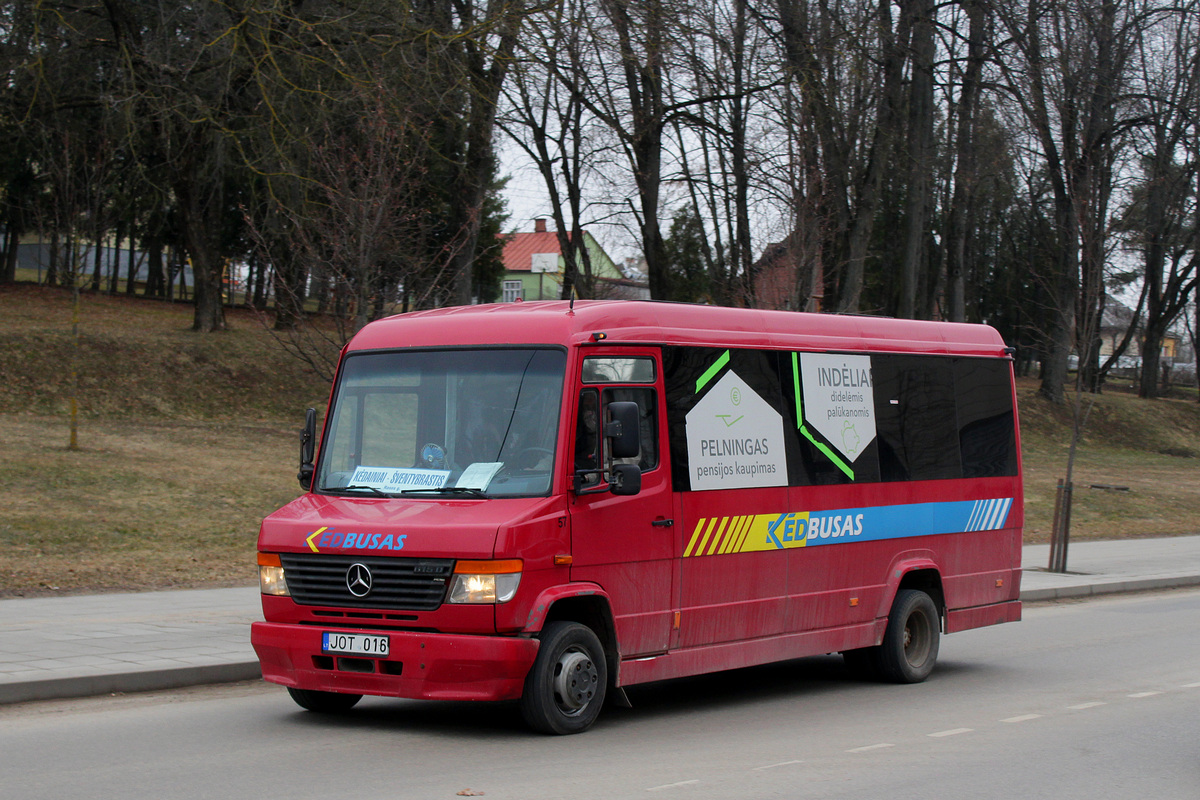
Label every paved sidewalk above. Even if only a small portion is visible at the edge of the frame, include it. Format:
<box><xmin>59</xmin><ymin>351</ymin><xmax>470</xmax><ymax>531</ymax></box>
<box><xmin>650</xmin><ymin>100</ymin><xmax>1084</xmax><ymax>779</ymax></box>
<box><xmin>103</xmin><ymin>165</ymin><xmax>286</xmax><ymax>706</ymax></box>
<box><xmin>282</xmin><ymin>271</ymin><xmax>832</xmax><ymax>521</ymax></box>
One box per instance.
<box><xmin>1021</xmin><ymin>536</ymin><xmax>1200</xmax><ymax>601</ymax></box>
<box><xmin>0</xmin><ymin>587</ymin><xmax>261</xmax><ymax>705</ymax></box>
<box><xmin>4</xmin><ymin>536</ymin><xmax>1200</xmax><ymax>705</ymax></box>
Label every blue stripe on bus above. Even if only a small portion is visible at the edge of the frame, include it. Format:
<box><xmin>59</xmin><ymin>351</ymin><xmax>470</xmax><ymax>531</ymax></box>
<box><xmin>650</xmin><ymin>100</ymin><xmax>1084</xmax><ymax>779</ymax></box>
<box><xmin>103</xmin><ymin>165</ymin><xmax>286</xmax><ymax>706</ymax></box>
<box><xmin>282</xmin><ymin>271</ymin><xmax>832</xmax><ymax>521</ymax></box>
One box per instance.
<box><xmin>802</xmin><ymin>498</ymin><xmax>1014</xmax><ymax>546</ymax></box>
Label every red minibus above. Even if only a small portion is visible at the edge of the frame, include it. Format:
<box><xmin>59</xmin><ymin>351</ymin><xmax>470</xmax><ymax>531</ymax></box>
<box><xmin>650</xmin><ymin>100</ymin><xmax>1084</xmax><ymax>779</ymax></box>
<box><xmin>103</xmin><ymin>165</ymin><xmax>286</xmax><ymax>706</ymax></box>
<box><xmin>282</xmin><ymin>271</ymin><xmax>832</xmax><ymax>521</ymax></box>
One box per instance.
<box><xmin>252</xmin><ymin>300</ymin><xmax>1022</xmax><ymax>734</ymax></box>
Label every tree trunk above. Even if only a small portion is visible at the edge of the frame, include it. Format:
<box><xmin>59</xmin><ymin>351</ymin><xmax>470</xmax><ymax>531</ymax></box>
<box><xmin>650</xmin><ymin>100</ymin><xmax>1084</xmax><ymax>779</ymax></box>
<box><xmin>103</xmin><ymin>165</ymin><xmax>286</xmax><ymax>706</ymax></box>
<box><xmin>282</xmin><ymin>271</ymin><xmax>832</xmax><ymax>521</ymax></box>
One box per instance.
<box><xmin>449</xmin><ymin>2</ymin><xmax>525</xmax><ymax>306</ymax></box>
<box><xmin>64</xmin><ymin>235</ymin><xmax>78</xmax><ymax>287</ymax></box>
<box><xmin>176</xmin><ymin>179</ymin><xmax>226</xmax><ymax>331</ymax></box>
<box><xmin>110</xmin><ymin>222</ymin><xmax>124</xmax><ymax>293</ymax></box>
<box><xmin>899</xmin><ymin>0</ymin><xmax>935</xmax><ymax>319</ymax></box>
<box><xmin>90</xmin><ymin>233</ymin><xmax>103</xmax><ymax>292</ymax></box>
<box><xmin>1040</xmin><ymin>192</ymin><xmax>1078</xmax><ymax>405</ymax></box>
<box><xmin>730</xmin><ymin>0</ymin><xmax>755</xmax><ymax>305</ymax></box>
<box><xmin>1</xmin><ymin>223</ymin><xmax>18</xmax><ymax>284</ymax></box>
<box><xmin>836</xmin><ymin>0</ymin><xmax>910</xmax><ymax>312</ymax></box>
<box><xmin>945</xmin><ymin>0</ymin><xmax>986</xmax><ymax>323</ymax></box>
<box><xmin>601</xmin><ymin>0</ymin><xmax>671</xmax><ymax>300</ymax></box>
<box><xmin>253</xmin><ymin>256</ymin><xmax>268</xmax><ymax>310</ymax></box>
<box><xmin>1140</xmin><ymin>321</ymin><xmax>1166</xmax><ymax>398</ymax></box>
<box><xmin>47</xmin><ymin>232</ymin><xmax>59</xmax><ymax>287</ymax></box>
<box><xmin>124</xmin><ymin>228</ymin><xmax>138</xmax><ymax>295</ymax></box>
<box><xmin>1138</xmin><ymin>126</ymin><xmax>1172</xmax><ymax>397</ymax></box>
<box><xmin>145</xmin><ymin>235</ymin><xmax>165</xmax><ymax>298</ymax></box>
<box><xmin>189</xmin><ymin>247</ymin><xmax>224</xmax><ymax>331</ymax></box>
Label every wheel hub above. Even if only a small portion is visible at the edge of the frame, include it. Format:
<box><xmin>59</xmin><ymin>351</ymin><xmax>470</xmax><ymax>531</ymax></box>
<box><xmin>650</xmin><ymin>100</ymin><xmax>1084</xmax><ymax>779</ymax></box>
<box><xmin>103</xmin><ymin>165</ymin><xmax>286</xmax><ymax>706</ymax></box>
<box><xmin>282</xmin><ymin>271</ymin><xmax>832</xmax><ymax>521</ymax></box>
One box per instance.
<box><xmin>904</xmin><ymin>616</ymin><xmax>929</xmax><ymax>663</ymax></box>
<box><xmin>553</xmin><ymin>649</ymin><xmax>599</xmax><ymax>712</ymax></box>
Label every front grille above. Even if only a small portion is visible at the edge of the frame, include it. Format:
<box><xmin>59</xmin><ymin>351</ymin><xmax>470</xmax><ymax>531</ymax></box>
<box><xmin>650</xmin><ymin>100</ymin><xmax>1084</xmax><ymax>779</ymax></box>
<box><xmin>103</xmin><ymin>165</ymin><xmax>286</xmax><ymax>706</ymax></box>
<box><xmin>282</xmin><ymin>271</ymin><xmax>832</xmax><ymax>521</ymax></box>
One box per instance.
<box><xmin>280</xmin><ymin>553</ymin><xmax>452</xmax><ymax>610</ymax></box>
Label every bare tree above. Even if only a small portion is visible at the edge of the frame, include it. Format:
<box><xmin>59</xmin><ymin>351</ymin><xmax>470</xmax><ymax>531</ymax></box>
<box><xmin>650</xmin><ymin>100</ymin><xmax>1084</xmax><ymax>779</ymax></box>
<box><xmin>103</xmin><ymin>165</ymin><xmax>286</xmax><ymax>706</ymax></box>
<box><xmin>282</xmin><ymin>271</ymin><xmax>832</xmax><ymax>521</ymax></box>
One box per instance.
<box><xmin>995</xmin><ymin>0</ymin><xmax>1143</xmax><ymax>402</ymax></box>
<box><xmin>247</xmin><ymin>82</ymin><xmax>465</xmax><ymax>379</ymax></box>
<box><xmin>943</xmin><ymin>0</ymin><xmax>991</xmax><ymax>322</ymax></box>
<box><xmin>773</xmin><ymin>0</ymin><xmax>912</xmax><ymax>313</ymax></box>
<box><xmin>590</xmin><ymin>0</ymin><xmax>677</xmax><ymax>300</ymax></box>
<box><xmin>499</xmin><ymin>0</ymin><xmax>603</xmax><ymax>299</ymax></box>
<box><xmin>431</xmin><ymin>0</ymin><xmax>530</xmax><ymax>306</ymax></box>
<box><xmin>1124</xmin><ymin>2</ymin><xmax>1200</xmax><ymax>398</ymax></box>
<box><xmin>670</xmin><ymin>0</ymin><xmax>786</xmax><ymax>306</ymax></box>
<box><xmin>896</xmin><ymin>0</ymin><xmax>936</xmax><ymax>319</ymax></box>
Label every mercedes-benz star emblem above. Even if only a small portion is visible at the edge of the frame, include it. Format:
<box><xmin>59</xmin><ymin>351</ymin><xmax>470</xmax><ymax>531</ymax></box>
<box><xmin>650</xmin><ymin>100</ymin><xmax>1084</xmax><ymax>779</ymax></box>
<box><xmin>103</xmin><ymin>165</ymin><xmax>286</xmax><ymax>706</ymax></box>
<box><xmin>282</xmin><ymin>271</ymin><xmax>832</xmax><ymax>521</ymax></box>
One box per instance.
<box><xmin>346</xmin><ymin>563</ymin><xmax>373</xmax><ymax>597</ymax></box>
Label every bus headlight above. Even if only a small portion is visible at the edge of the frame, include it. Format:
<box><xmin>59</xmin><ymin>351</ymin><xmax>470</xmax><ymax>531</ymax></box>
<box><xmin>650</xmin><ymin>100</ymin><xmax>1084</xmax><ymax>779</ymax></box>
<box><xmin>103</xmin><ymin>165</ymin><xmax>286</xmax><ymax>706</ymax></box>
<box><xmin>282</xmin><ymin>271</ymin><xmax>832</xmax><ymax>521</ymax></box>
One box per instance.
<box><xmin>448</xmin><ymin>559</ymin><xmax>522</xmax><ymax>604</ymax></box>
<box><xmin>258</xmin><ymin>552</ymin><xmax>290</xmax><ymax>596</ymax></box>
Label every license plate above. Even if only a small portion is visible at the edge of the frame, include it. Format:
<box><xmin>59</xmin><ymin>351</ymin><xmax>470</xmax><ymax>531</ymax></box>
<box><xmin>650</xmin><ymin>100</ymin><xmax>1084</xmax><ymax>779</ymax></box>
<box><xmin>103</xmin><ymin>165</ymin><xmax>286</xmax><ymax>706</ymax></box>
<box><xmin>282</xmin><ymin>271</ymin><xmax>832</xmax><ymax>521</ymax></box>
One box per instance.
<box><xmin>321</xmin><ymin>632</ymin><xmax>389</xmax><ymax>657</ymax></box>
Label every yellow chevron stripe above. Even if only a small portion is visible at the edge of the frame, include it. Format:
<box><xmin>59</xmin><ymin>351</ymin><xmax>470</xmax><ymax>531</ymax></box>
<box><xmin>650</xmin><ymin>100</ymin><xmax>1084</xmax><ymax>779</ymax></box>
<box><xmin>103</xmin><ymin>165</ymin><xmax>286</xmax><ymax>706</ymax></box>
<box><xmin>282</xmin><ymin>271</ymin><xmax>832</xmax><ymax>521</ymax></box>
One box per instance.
<box><xmin>732</xmin><ymin>515</ymin><xmax>755</xmax><ymax>552</ymax></box>
<box><xmin>683</xmin><ymin>519</ymin><xmax>707</xmax><ymax>558</ymax></box>
<box><xmin>694</xmin><ymin>517</ymin><xmax>718</xmax><ymax>556</ymax></box>
<box><xmin>705</xmin><ymin>517</ymin><xmax>730</xmax><ymax>556</ymax></box>
<box><xmin>720</xmin><ymin>516</ymin><xmax>747</xmax><ymax>554</ymax></box>
<box><xmin>716</xmin><ymin>516</ymin><xmax>737</xmax><ymax>554</ymax></box>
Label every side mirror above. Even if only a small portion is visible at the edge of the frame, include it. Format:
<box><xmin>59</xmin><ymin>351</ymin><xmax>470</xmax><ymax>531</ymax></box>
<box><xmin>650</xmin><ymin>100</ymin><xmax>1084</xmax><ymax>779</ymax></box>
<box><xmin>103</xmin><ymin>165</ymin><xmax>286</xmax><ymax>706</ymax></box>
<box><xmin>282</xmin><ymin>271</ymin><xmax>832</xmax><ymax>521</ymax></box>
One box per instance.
<box><xmin>298</xmin><ymin>408</ymin><xmax>316</xmax><ymax>490</ymax></box>
<box><xmin>610</xmin><ymin>463</ymin><xmax>642</xmax><ymax>496</ymax></box>
<box><xmin>605</xmin><ymin>401</ymin><xmax>641</xmax><ymax>459</ymax></box>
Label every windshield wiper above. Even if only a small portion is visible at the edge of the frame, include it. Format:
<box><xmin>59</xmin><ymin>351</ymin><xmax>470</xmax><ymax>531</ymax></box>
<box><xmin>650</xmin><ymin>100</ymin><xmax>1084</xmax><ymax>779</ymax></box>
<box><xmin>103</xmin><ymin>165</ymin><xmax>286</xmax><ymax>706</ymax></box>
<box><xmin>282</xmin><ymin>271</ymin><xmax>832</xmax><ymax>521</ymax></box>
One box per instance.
<box><xmin>341</xmin><ymin>484</ymin><xmax>394</xmax><ymax>497</ymax></box>
<box><xmin>401</xmin><ymin>486</ymin><xmax>489</xmax><ymax>498</ymax></box>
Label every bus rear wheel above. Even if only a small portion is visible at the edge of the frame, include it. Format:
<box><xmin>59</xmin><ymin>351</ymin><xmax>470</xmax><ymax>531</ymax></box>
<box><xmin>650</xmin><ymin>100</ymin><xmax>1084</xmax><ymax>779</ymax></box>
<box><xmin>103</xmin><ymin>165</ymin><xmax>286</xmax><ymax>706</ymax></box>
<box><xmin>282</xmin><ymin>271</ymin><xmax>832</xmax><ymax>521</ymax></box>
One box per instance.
<box><xmin>842</xmin><ymin>589</ymin><xmax>940</xmax><ymax>683</ymax></box>
<box><xmin>520</xmin><ymin>621</ymin><xmax>607</xmax><ymax>735</ymax></box>
<box><xmin>877</xmin><ymin>589</ymin><xmax>940</xmax><ymax>683</ymax></box>
<box><xmin>287</xmin><ymin>687</ymin><xmax>363</xmax><ymax>713</ymax></box>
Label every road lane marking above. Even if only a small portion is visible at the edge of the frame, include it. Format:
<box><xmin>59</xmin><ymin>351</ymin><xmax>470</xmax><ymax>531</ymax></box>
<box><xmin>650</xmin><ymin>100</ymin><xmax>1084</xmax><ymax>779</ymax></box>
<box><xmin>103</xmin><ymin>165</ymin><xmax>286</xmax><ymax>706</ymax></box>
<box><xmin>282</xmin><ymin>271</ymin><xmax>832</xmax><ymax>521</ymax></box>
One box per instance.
<box><xmin>646</xmin><ymin>780</ymin><xmax>700</xmax><ymax>792</ymax></box>
<box><xmin>1183</xmin><ymin>682</ymin><xmax>1200</xmax><ymax>688</ymax></box>
<box><xmin>1127</xmin><ymin>691</ymin><xmax>1162</xmax><ymax>698</ymax></box>
<box><xmin>752</xmin><ymin>760</ymin><xmax>804</xmax><ymax>771</ymax></box>
<box><xmin>1001</xmin><ymin>714</ymin><xmax>1042</xmax><ymax>723</ymax></box>
<box><xmin>1068</xmin><ymin>701</ymin><xmax>1106</xmax><ymax>710</ymax></box>
<box><xmin>847</xmin><ymin>743</ymin><xmax>894</xmax><ymax>753</ymax></box>
<box><xmin>928</xmin><ymin>728</ymin><xmax>973</xmax><ymax>738</ymax></box>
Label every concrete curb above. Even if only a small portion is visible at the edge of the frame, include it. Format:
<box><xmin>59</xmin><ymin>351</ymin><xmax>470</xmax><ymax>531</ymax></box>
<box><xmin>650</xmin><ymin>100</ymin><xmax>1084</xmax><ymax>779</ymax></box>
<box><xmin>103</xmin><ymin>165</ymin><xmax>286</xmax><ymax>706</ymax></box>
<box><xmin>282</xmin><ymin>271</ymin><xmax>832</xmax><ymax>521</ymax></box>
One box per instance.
<box><xmin>1019</xmin><ymin>574</ymin><xmax>1200</xmax><ymax>603</ymax></box>
<box><xmin>0</xmin><ymin>661</ymin><xmax>262</xmax><ymax>705</ymax></box>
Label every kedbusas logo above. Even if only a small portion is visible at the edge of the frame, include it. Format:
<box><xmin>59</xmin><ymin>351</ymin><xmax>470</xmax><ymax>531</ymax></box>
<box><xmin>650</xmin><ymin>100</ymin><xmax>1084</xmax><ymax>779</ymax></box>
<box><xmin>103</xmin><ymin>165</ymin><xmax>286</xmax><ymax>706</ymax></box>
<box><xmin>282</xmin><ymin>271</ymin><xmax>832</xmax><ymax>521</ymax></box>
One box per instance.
<box><xmin>764</xmin><ymin>511</ymin><xmax>865</xmax><ymax>549</ymax></box>
<box><xmin>306</xmin><ymin>526</ymin><xmax>407</xmax><ymax>553</ymax></box>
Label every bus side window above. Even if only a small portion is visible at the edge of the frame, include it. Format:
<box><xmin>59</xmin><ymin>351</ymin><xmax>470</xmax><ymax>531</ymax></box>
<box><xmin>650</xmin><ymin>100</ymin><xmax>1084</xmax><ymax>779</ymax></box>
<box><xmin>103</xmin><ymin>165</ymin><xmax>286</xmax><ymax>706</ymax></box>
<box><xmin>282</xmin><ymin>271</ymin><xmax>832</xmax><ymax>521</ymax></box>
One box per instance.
<box><xmin>575</xmin><ymin>389</ymin><xmax>601</xmax><ymax>485</ymax></box>
<box><xmin>603</xmin><ymin>387</ymin><xmax>658</xmax><ymax>472</ymax></box>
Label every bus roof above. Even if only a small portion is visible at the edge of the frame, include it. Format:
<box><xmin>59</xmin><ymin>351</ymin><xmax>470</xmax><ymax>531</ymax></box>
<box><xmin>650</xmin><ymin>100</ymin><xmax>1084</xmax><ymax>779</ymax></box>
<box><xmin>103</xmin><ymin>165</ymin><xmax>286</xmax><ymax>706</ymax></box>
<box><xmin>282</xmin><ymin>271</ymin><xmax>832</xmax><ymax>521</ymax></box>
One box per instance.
<box><xmin>346</xmin><ymin>300</ymin><xmax>1010</xmax><ymax>358</ymax></box>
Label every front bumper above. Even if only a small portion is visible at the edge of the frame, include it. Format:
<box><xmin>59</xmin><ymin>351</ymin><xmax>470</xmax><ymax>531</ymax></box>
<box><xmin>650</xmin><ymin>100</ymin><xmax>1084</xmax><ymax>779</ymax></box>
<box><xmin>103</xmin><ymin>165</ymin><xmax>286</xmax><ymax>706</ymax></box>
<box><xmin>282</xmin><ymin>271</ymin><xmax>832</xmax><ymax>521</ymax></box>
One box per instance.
<box><xmin>251</xmin><ymin>622</ymin><xmax>540</xmax><ymax>702</ymax></box>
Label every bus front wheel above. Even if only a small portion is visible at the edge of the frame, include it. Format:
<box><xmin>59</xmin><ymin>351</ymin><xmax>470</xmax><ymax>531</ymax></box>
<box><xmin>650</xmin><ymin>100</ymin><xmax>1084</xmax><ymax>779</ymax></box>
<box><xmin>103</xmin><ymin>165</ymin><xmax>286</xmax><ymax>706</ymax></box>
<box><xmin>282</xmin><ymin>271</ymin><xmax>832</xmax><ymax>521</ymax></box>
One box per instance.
<box><xmin>287</xmin><ymin>687</ymin><xmax>362</xmax><ymax>713</ymax></box>
<box><xmin>877</xmin><ymin>589</ymin><xmax>940</xmax><ymax>683</ymax></box>
<box><xmin>520</xmin><ymin>621</ymin><xmax>608</xmax><ymax>734</ymax></box>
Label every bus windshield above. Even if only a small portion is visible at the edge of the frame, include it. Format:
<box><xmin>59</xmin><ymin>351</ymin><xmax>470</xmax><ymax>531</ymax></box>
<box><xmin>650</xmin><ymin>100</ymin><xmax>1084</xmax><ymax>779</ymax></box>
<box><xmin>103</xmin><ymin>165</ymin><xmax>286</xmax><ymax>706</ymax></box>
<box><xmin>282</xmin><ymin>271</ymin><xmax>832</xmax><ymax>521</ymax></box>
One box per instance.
<box><xmin>316</xmin><ymin>348</ymin><xmax>566</xmax><ymax>498</ymax></box>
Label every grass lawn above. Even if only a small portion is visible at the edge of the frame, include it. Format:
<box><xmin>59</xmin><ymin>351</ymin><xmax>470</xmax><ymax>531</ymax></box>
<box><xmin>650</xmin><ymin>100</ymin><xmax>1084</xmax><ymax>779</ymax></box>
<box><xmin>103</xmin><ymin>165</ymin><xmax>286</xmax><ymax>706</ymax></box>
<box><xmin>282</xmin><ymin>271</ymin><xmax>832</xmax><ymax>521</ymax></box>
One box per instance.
<box><xmin>1</xmin><ymin>415</ymin><xmax>301</xmax><ymax>593</ymax></box>
<box><xmin>1017</xmin><ymin>378</ymin><xmax>1200</xmax><ymax>542</ymax></box>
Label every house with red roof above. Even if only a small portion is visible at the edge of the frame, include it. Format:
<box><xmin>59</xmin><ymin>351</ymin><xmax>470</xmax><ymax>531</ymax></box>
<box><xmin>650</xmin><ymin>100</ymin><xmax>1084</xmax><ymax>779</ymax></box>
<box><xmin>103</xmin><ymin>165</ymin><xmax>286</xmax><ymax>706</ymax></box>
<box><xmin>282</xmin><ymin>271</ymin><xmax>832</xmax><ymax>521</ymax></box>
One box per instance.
<box><xmin>498</xmin><ymin>219</ymin><xmax>644</xmax><ymax>301</ymax></box>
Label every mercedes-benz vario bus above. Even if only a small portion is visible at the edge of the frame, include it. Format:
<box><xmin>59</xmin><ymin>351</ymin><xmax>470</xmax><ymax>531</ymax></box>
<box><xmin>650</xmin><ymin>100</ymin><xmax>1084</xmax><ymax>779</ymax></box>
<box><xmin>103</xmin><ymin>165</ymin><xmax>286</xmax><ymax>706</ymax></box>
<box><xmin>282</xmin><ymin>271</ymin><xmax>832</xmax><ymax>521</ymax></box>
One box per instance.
<box><xmin>252</xmin><ymin>300</ymin><xmax>1023</xmax><ymax>734</ymax></box>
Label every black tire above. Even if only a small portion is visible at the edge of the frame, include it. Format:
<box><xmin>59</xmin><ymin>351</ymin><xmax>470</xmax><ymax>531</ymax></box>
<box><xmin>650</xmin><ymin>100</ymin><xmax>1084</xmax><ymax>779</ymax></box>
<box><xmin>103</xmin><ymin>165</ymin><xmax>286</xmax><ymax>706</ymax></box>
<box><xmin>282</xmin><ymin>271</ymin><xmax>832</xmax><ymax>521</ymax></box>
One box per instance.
<box><xmin>520</xmin><ymin>621</ymin><xmax>608</xmax><ymax>735</ymax></box>
<box><xmin>287</xmin><ymin>686</ymin><xmax>363</xmax><ymax>713</ymax></box>
<box><xmin>876</xmin><ymin>589</ymin><xmax>940</xmax><ymax>683</ymax></box>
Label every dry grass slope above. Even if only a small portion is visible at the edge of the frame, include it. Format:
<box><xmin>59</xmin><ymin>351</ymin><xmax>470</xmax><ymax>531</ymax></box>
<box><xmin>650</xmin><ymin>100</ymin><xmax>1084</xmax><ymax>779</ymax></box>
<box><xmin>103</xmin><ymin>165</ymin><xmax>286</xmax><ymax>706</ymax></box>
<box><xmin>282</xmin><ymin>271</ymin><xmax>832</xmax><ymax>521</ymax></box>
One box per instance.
<box><xmin>1</xmin><ymin>283</ymin><xmax>1198</xmax><ymax>596</ymax></box>
<box><xmin>1017</xmin><ymin>380</ymin><xmax>1200</xmax><ymax>543</ymax></box>
<box><xmin>1</xmin><ymin>285</ymin><xmax>333</xmax><ymax>596</ymax></box>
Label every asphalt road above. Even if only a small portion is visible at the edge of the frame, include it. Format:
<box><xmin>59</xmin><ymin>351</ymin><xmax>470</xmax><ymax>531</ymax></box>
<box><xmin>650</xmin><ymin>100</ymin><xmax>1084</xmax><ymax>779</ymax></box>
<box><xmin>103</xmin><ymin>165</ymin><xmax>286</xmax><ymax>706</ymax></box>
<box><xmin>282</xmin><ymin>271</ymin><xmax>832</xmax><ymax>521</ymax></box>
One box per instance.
<box><xmin>3</xmin><ymin>590</ymin><xmax>1199</xmax><ymax>799</ymax></box>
